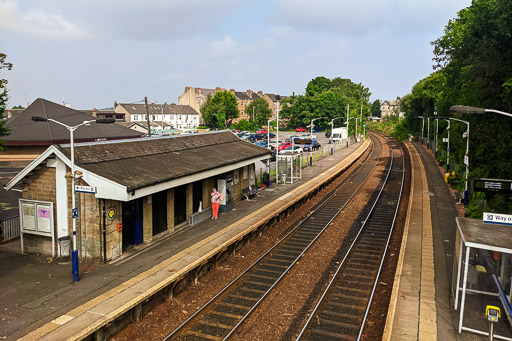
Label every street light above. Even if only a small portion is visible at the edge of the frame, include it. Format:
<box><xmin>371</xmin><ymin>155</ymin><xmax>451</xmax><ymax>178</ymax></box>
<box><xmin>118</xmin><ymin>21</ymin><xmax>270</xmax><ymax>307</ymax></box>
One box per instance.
<box><xmin>449</xmin><ymin>117</ymin><xmax>470</xmax><ymax>205</ymax></box>
<box><xmin>31</xmin><ymin>116</ymin><xmax>115</xmax><ymax>282</ymax></box>
<box><xmin>346</xmin><ymin>103</ymin><xmax>350</xmax><ymax>148</ymax></box>
<box><xmin>418</xmin><ymin>116</ymin><xmax>425</xmax><ymax>144</ymax></box>
<box><xmin>450</xmin><ymin>105</ymin><xmax>512</xmax><ymax>118</ymax></box>
<box><xmin>329</xmin><ymin>116</ymin><xmax>344</xmax><ymax>155</ymax></box>
<box><xmin>267</xmin><ymin>117</ymin><xmax>277</xmax><ymax>187</ymax></box>
<box><xmin>308</xmin><ymin>117</ymin><xmax>327</xmax><ymax>166</ymax></box>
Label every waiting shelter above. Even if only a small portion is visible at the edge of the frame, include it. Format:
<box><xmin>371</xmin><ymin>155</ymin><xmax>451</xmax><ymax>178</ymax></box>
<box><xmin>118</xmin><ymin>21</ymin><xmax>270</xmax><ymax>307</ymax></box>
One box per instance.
<box><xmin>276</xmin><ymin>153</ymin><xmax>302</xmax><ymax>185</ymax></box>
<box><xmin>453</xmin><ymin>217</ymin><xmax>512</xmax><ymax>339</ymax></box>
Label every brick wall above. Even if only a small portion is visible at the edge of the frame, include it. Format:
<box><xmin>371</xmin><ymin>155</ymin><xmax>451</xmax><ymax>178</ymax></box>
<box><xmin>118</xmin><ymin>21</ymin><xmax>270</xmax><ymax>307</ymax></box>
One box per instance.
<box><xmin>21</xmin><ymin>164</ymin><xmax>57</xmax><ymax>255</ymax></box>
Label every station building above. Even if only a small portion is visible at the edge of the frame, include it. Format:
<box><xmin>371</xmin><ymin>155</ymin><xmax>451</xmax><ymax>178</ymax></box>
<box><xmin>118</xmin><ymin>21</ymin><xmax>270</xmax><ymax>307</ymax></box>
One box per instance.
<box><xmin>4</xmin><ymin>131</ymin><xmax>271</xmax><ymax>262</ymax></box>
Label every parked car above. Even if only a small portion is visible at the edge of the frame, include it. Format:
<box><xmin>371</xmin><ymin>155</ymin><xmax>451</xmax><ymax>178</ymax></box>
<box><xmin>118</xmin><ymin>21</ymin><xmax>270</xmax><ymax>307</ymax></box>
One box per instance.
<box><xmin>295</xmin><ymin>127</ymin><xmax>306</xmax><ymax>132</ymax></box>
<box><xmin>256</xmin><ymin>128</ymin><xmax>268</xmax><ymax>134</ymax></box>
<box><xmin>285</xmin><ymin>135</ymin><xmax>299</xmax><ymax>143</ymax></box>
<box><xmin>277</xmin><ymin>142</ymin><xmax>292</xmax><ymax>151</ymax></box>
<box><xmin>256</xmin><ymin>141</ymin><xmax>268</xmax><ymax>147</ymax></box>
<box><xmin>262</xmin><ymin>132</ymin><xmax>276</xmax><ymax>138</ymax></box>
<box><xmin>281</xmin><ymin>145</ymin><xmax>303</xmax><ymax>154</ymax></box>
<box><xmin>248</xmin><ymin>134</ymin><xmax>264</xmax><ymax>141</ymax></box>
<box><xmin>325</xmin><ymin>131</ymin><xmax>332</xmax><ymax>138</ymax></box>
<box><xmin>303</xmin><ymin>139</ymin><xmax>321</xmax><ymax>152</ymax></box>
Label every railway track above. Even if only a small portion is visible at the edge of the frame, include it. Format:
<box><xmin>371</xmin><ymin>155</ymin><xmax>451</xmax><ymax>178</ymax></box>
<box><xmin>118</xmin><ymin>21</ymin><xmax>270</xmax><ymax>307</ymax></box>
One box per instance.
<box><xmin>163</xmin><ymin>135</ymin><xmax>388</xmax><ymax>341</ymax></box>
<box><xmin>297</xmin><ymin>136</ymin><xmax>405</xmax><ymax>341</ymax></box>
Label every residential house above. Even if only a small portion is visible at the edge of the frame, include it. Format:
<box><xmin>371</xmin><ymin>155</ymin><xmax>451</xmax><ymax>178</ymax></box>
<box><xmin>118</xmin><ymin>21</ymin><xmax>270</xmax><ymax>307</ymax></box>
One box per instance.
<box><xmin>114</xmin><ymin>102</ymin><xmax>200</xmax><ymax>132</ymax></box>
<box><xmin>1</xmin><ymin>98</ymin><xmax>143</xmax><ymax>164</ymax></box>
<box><xmin>379</xmin><ymin>98</ymin><xmax>404</xmax><ymax>118</ymax></box>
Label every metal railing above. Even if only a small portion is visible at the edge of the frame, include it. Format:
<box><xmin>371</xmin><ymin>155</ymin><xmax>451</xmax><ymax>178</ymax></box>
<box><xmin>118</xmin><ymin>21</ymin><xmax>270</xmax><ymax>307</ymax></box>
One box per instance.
<box><xmin>1</xmin><ymin>215</ymin><xmax>20</xmax><ymax>242</ymax></box>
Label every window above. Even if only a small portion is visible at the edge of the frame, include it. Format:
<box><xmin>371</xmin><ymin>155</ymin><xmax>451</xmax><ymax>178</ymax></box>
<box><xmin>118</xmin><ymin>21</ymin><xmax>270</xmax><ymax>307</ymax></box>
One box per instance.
<box><xmin>133</xmin><ymin>115</ymin><xmax>139</xmax><ymax>121</ymax></box>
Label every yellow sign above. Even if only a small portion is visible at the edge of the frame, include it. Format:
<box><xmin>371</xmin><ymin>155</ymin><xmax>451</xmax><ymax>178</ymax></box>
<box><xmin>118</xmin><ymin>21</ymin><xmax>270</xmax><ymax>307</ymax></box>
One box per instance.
<box><xmin>107</xmin><ymin>208</ymin><xmax>116</xmax><ymax>221</ymax></box>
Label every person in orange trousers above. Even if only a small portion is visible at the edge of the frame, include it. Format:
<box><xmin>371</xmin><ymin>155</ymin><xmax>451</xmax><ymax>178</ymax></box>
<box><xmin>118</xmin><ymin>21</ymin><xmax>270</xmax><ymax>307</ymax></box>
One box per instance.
<box><xmin>211</xmin><ymin>188</ymin><xmax>223</xmax><ymax>219</ymax></box>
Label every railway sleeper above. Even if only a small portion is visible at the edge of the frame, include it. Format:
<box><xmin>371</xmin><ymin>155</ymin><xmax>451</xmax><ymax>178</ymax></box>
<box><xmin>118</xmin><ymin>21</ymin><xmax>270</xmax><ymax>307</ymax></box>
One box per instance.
<box><xmin>309</xmin><ymin>327</ymin><xmax>356</xmax><ymax>341</ymax></box>
<box><xmin>330</xmin><ymin>293</ymin><xmax>368</xmax><ymax>306</ymax></box>
<box><xmin>317</xmin><ymin>316</ymin><xmax>360</xmax><ymax>331</ymax></box>
<box><xmin>233</xmin><ymin>287</ymin><xmax>264</xmax><ymax>299</ymax></box>
<box><xmin>190</xmin><ymin>321</ymin><xmax>231</xmax><ymax>338</ymax></box>
<box><xmin>263</xmin><ymin>258</ymin><xmax>292</xmax><ymax>267</ymax></box>
<box><xmin>319</xmin><ymin>310</ymin><xmax>361</xmax><ymax>325</ymax></box>
<box><xmin>240</xmin><ymin>281</ymin><xmax>271</xmax><ymax>292</ymax></box>
<box><xmin>331</xmin><ymin>286</ymin><xmax>371</xmax><ymax>297</ymax></box>
<box><xmin>324</xmin><ymin>301</ymin><xmax>366</xmax><ymax>315</ymax></box>
<box><xmin>247</xmin><ymin>274</ymin><xmax>277</xmax><ymax>285</ymax></box>
<box><xmin>214</xmin><ymin>302</ymin><xmax>249</xmax><ymax>316</ymax></box>
<box><xmin>335</xmin><ymin>281</ymin><xmax>372</xmax><ymax>292</ymax></box>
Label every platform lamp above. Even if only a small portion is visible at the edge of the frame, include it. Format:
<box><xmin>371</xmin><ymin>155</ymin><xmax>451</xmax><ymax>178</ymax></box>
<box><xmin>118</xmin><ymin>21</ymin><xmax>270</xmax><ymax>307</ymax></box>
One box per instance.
<box><xmin>346</xmin><ymin>103</ymin><xmax>350</xmax><ymax>148</ymax></box>
<box><xmin>329</xmin><ymin>116</ymin><xmax>344</xmax><ymax>155</ymax></box>
<box><xmin>308</xmin><ymin>117</ymin><xmax>327</xmax><ymax>166</ymax></box>
<box><xmin>448</xmin><ymin>117</ymin><xmax>470</xmax><ymax>206</ymax></box>
<box><xmin>267</xmin><ymin>117</ymin><xmax>277</xmax><ymax>187</ymax></box>
<box><xmin>449</xmin><ymin>105</ymin><xmax>512</xmax><ymax>205</ymax></box>
<box><xmin>418</xmin><ymin>116</ymin><xmax>425</xmax><ymax>144</ymax></box>
<box><xmin>31</xmin><ymin>116</ymin><xmax>115</xmax><ymax>282</ymax></box>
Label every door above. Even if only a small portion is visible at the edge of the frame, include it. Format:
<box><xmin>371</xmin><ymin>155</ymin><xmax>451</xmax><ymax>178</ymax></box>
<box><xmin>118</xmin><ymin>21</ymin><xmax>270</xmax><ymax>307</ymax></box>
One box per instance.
<box><xmin>174</xmin><ymin>185</ymin><xmax>187</xmax><ymax>226</ymax></box>
<box><xmin>152</xmin><ymin>191</ymin><xmax>167</xmax><ymax>236</ymax></box>
<box><xmin>122</xmin><ymin>198</ymin><xmax>143</xmax><ymax>251</ymax></box>
<box><xmin>192</xmin><ymin>181</ymin><xmax>203</xmax><ymax>213</ymax></box>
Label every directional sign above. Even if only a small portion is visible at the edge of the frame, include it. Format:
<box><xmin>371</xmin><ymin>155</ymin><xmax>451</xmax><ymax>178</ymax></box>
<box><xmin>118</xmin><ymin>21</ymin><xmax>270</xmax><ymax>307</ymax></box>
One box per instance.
<box><xmin>483</xmin><ymin>212</ymin><xmax>512</xmax><ymax>226</ymax></box>
<box><xmin>443</xmin><ymin>138</ymin><xmax>448</xmax><ymax>143</ymax></box>
<box><xmin>72</xmin><ymin>208</ymin><xmax>78</xmax><ymax>219</ymax></box>
<box><xmin>464</xmin><ymin>155</ymin><xmax>469</xmax><ymax>166</ymax></box>
<box><xmin>75</xmin><ymin>185</ymin><xmax>96</xmax><ymax>194</ymax></box>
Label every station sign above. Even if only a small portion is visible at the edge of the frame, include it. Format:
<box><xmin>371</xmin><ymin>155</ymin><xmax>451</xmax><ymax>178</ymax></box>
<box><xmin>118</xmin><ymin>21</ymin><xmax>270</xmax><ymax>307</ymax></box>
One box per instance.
<box><xmin>483</xmin><ymin>212</ymin><xmax>512</xmax><ymax>226</ymax></box>
<box><xmin>75</xmin><ymin>185</ymin><xmax>97</xmax><ymax>194</ymax></box>
<box><xmin>473</xmin><ymin>178</ymin><xmax>512</xmax><ymax>194</ymax></box>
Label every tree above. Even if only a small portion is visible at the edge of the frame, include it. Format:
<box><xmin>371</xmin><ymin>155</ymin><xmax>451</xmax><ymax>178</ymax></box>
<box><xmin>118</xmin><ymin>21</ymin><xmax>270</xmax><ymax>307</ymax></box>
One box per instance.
<box><xmin>279</xmin><ymin>76</ymin><xmax>371</xmax><ymax>134</ymax></box>
<box><xmin>246</xmin><ymin>98</ymin><xmax>272</xmax><ymax>127</ymax></box>
<box><xmin>200</xmin><ymin>91</ymin><xmax>239</xmax><ymax>129</ymax></box>
<box><xmin>370</xmin><ymin>100</ymin><xmax>381</xmax><ymax>117</ymax></box>
<box><xmin>0</xmin><ymin>53</ymin><xmax>13</xmax><ymax>149</ymax></box>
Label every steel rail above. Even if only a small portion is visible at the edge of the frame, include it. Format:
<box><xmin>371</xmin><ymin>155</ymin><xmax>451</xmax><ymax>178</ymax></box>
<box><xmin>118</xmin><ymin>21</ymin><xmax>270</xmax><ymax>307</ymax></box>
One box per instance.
<box><xmin>163</xmin><ymin>136</ymin><xmax>383</xmax><ymax>341</ymax></box>
<box><xmin>297</xmin><ymin>135</ymin><xmax>404</xmax><ymax>340</ymax></box>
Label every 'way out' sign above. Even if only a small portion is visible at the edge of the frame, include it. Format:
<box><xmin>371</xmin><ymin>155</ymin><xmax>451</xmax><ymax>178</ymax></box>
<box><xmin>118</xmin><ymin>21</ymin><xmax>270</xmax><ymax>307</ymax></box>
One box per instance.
<box><xmin>483</xmin><ymin>212</ymin><xmax>512</xmax><ymax>226</ymax></box>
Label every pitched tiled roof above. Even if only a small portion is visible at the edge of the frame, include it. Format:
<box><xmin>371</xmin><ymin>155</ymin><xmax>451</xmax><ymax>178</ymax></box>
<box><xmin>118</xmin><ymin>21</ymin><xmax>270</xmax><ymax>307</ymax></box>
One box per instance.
<box><xmin>4</xmin><ymin>98</ymin><xmax>143</xmax><ymax>146</ymax></box>
<box><xmin>118</xmin><ymin>103</ymin><xmax>199</xmax><ymax>115</ymax></box>
<box><xmin>57</xmin><ymin>131</ymin><xmax>270</xmax><ymax>191</ymax></box>
<box><xmin>234</xmin><ymin>92</ymin><xmax>251</xmax><ymax>100</ymax></box>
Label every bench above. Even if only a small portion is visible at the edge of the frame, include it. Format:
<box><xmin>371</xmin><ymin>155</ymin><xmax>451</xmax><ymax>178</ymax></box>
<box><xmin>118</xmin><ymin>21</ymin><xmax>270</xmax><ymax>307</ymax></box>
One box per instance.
<box><xmin>242</xmin><ymin>186</ymin><xmax>261</xmax><ymax>200</ymax></box>
<box><xmin>454</xmin><ymin>191</ymin><xmax>464</xmax><ymax>203</ymax></box>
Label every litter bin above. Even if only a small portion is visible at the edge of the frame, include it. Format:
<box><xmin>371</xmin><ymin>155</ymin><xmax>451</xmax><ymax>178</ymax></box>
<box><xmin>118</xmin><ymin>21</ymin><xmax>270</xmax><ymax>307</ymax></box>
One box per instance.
<box><xmin>58</xmin><ymin>236</ymin><xmax>71</xmax><ymax>259</ymax></box>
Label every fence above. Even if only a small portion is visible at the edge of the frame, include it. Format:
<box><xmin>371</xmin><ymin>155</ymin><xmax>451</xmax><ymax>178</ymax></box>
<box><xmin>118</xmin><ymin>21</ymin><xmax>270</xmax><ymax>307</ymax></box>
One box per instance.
<box><xmin>1</xmin><ymin>215</ymin><xmax>20</xmax><ymax>242</ymax></box>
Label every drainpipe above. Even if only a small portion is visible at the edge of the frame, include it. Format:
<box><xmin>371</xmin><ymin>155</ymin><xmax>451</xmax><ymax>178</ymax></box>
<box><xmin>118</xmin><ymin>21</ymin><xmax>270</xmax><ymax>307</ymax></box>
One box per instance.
<box><xmin>102</xmin><ymin>199</ymin><xmax>107</xmax><ymax>264</ymax></box>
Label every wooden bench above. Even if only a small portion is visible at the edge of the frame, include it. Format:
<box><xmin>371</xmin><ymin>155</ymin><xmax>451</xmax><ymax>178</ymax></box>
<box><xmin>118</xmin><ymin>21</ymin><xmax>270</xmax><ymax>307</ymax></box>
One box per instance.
<box><xmin>454</xmin><ymin>191</ymin><xmax>464</xmax><ymax>203</ymax></box>
<box><xmin>242</xmin><ymin>186</ymin><xmax>261</xmax><ymax>200</ymax></box>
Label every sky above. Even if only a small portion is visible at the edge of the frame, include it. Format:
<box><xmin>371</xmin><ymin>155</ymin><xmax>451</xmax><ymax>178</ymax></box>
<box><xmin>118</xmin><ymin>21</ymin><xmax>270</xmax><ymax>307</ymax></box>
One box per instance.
<box><xmin>0</xmin><ymin>0</ymin><xmax>472</xmax><ymax>110</ymax></box>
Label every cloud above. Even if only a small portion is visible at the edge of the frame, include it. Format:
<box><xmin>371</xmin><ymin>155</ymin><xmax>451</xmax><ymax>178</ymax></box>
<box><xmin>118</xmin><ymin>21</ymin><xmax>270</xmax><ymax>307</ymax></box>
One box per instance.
<box><xmin>0</xmin><ymin>0</ymin><xmax>87</xmax><ymax>38</ymax></box>
<box><xmin>209</xmin><ymin>35</ymin><xmax>238</xmax><ymax>57</ymax></box>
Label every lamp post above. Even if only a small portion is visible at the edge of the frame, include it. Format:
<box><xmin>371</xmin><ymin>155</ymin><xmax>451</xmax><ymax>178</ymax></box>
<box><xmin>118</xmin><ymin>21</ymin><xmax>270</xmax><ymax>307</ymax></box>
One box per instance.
<box><xmin>434</xmin><ymin>110</ymin><xmax>438</xmax><ymax>159</ymax></box>
<box><xmin>346</xmin><ymin>103</ymin><xmax>350</xmax><ymax>148</ymax></box>
<box><xmin>31</xmin><ymin>116</ymin><xmax>115</xmax><ymax>282</ymax></box>
<box><xmin>443</xmin><ymin>119</ymin><xmax>451</xmax><ymax>171</ymax></box>
<box><xmin>449</xmin><ymin>117</ymin><xmax>470</xmax><ymax>205</ymax></box>
<box><xmin>308</xmin><ymin>117</ymin><xmax>327</xmax><ymax>166</ymax></box>
<box><xmin>449</xmin><ymin>105</ymin><xmax>512</xmax><ymax>204</ymax></box>
<box><xmin>329</xmin><ymin>116</ymin><xmax>344</xmax><ymax>155</ymax></box>
<box><xmin>418</xmin><ymin>116</ymin><xmax>425</xmax><ymax>144</ymax></box>
<box><xmin>427</xmin><ymin>117</ymin><xmax>430</xmax><ymax>150</ymax></box>
<box><xmin>450</xmin><ymin>105</ymin><xmax>512</xmax><ymax>118</ymax></box>
<box><xmin>267</xmin><ymin>118</ymin><xmax>277</xmax><ymax>187</ymax></box>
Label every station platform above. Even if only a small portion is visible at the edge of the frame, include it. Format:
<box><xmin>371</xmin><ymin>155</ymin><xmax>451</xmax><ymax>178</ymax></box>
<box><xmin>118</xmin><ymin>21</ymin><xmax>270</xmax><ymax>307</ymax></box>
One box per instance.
<box><xmin>384</xmin><ymin>142</ymin><xmax>487</xmax><ymax>341</ymax></box>
<box><xmin>0</xmin><ymin>140</ymin><xmax>369</xmax><ymax>341</ymax></box>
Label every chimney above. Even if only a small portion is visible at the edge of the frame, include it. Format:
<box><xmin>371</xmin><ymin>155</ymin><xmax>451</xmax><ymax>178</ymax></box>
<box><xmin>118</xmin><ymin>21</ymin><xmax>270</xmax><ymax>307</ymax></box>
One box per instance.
<box><xmin>215</xmin><ymin>86</ymin><xmax>221</xmax><ymax>90</ymax></box>
<box><xmin>246</xmin><ymin>89</ymin><xmax>252</xmax><ymax>96</ymax></box>
<box><xmin>114</xmin><ymin>101</ymin><xmax>118</xmax><ymax>109</ymax></box>
<box><xmin>185</xmin><ymin>86</ymin><xmax>191</xmax><ymax>91</ymax></box>
<box><xmin>258</xmin><ymin>91</ymin><xmax>263</xmax><ymax>96</ymax></box>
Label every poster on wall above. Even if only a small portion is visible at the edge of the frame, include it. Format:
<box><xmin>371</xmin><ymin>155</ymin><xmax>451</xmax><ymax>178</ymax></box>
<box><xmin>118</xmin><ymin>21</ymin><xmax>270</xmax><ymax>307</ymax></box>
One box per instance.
<box><xmin>36</xmin><ymin>205</ymin><xmax>52</xmax><ymax>233</ymax></box>
<box><xmin>21</xmin><ymin>203</ymin><xmax>36</xmax><ymax>231</ymax></box>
